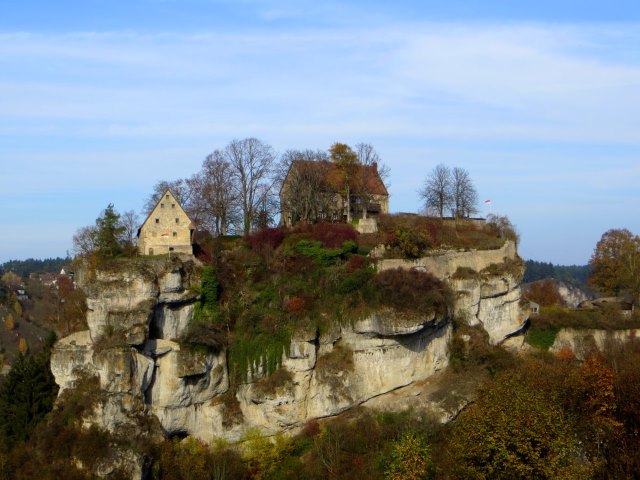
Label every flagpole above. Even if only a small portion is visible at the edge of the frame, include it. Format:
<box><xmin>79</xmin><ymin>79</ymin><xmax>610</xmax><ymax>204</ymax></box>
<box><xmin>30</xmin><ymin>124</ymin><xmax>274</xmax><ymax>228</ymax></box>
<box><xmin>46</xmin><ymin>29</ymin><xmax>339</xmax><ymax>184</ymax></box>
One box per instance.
<box><xmin>484</xmin><ymin>199</ymin><xmax>492</xmax><ymax>218</ymax></box>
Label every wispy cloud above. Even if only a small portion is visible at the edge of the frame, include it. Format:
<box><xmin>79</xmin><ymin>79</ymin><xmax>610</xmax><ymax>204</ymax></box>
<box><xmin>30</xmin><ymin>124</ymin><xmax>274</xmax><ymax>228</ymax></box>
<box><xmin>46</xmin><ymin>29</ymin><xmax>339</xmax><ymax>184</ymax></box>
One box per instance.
<box><xmin>1</xmin><ymin>23</ymin><xmax>639</xmax><ymax>142</ymax></box>
<box><xmin>1</xmin><ymin>20</ymin><xmax>639</xmax><ymax>263</ymax></box>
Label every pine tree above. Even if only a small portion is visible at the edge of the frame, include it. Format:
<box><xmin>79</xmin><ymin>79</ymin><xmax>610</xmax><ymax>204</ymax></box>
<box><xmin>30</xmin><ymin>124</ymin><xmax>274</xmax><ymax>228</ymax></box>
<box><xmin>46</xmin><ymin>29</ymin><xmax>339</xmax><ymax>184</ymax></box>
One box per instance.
<box><xmin>95</xmin><ymin>204</ymin><xmax>125</xmax><ymax>258</ymax></box>
<box><xmin>0</xmin><ymin>333</ymin><xmax>58</xmax><ymax>447</ymax></box>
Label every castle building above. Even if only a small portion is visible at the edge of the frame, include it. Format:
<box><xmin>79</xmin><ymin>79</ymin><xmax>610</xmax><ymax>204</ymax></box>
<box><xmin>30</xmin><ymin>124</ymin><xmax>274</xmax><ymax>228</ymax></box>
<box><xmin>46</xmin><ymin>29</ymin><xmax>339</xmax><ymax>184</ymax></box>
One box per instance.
<box><xmin>137</xmin><ymin>190</ymin><xmax>194</xmax><ymax>256</ymax></box>
<box><xmin>280</xmin><ymin>160</ymin><xmax>389</xmax><ymax>227</ymax></box>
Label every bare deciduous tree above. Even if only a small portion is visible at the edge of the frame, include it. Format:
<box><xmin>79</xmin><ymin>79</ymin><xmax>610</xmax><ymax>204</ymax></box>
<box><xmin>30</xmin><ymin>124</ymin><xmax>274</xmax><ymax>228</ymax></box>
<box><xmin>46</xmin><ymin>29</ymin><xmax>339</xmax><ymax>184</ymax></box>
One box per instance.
<box><xmin>120</xmin><ymin>210</ymin><xmax>140</xmax><ymax>250</ymax></box>
<box><xmin>451</xmin><ymin>167</ymin><xmax>478</xmax><ymax>218</ymax></box>
<box><xmin>72</xmin><ymin>225</ymin><xmax>98</xmax><ymax>256</ymax></box>
<box><xmin>191</xmin><ymin>153</ymin><xmax>239</xmax><ymax>236</ymax></box>
<box><xmin>225</xmin><ymin>138</ymin><xmax>276</xmax><ymax>235</ymax></box>
<box><xmin>420</xmin><ymin>163</ymin><xmax>453</xmax><ymax>218</ymax></box>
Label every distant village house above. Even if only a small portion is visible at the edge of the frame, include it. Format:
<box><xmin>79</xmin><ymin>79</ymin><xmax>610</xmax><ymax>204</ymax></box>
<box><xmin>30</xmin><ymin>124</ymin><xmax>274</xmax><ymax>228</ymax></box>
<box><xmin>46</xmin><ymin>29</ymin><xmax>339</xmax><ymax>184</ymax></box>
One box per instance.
<box><xmin>137</xmin><ymin>190</ymin><xmax>195</xmax><ymax>256</ymax></box>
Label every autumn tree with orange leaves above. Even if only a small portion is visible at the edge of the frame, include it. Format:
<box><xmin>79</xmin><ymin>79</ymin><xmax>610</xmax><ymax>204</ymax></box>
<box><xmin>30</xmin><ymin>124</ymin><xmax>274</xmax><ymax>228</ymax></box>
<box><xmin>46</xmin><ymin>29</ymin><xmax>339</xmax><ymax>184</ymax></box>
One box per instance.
<box><xmin>589</xmin><ymin>228</ymin><xmax>640</xmax><ymax>306</ymax></box>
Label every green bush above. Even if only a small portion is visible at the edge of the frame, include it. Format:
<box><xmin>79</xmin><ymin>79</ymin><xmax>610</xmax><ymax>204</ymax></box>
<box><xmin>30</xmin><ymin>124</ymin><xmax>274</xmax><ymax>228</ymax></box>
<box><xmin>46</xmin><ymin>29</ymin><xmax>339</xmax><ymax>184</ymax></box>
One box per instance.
<box><xmin>337</xmin><ymin>268</ymin><xmax>374</xmax><ymax>295</ymax></box>
<box><xmin>200</xmin><ymin>266</ymin><xmax>218</xmax><ymax>309</ymax></box>
<box><xmin>526</xmin><ymin>327</ymin><xmax>559</xmax><ymax>351</ymax></box>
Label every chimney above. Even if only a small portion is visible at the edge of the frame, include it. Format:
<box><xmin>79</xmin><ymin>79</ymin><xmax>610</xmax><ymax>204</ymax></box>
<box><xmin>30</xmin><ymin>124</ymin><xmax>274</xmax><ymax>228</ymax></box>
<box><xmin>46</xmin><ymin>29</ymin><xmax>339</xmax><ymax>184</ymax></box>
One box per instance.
<box><xmin>372</xmin><ymin>161</ymin><xmax>378</xmax><ymax>171</ymax></box>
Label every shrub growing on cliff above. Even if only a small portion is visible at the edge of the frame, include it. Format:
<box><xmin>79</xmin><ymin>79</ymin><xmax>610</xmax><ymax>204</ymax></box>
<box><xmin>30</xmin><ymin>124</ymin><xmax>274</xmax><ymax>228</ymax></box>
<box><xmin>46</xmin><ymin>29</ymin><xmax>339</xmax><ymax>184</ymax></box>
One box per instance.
<box><xmin>486</xmin><ymin>214</ymin><xmax>519</xmax><ymax>246</ymax></box>
<box><xmin>293</xmin><ymin>223</ymin><xmax>358</xmax><ymax>248</ymax></box>
<box><xmin>200</xmin><ymin>266</ymin><xmax>219</xmax><ymax>309</ymax></box>
<box><xmin>182</xmin><ymin>267</ymin><xmax>227</xmax><ymax>351</ymax></box>
<box><xmin>246</xmin><ymin>227</ymin><xmax>286</xmax><ymax>253</ymax></box>
<box><xmin>228</xmin><ymin>330</ymin><xmax>291</xmax><ymax>382</ymax></box>
<box><xmin>369</xmin><ymin>269</ymin><xmax>452</xmax><ymax>317</ymax></box>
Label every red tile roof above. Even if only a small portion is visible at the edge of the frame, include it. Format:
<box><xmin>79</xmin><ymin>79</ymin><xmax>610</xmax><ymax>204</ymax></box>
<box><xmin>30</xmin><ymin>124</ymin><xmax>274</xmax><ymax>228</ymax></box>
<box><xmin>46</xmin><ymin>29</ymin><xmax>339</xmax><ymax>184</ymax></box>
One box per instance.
<box><xmin>288</xmin><ymin>160</ymin><xmax>388</xmax><ymax>196</ymax></box>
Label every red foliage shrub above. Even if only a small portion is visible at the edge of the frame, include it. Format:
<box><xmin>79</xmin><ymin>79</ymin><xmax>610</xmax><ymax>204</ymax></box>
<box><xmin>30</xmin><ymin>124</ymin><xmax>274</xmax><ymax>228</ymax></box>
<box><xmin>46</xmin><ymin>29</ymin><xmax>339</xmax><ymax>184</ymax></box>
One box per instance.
<box><xmin>525</xmin><ymin>279</ymin><xmax>564</xmax><ymax>307</ymax></box>
<box><xmin>302</xmin><ymin>419</ymin><xmax>320</xmax><ymax>437</ymax></box>
<box><xmin>293</xmin><ymin>223</ymin><xmax>357</xmax><ymax>248</ymax></box>
<box><xmin>246</xmin><ymin>227</ymin><xmax>286</xmax><ymax>252</ymax></box>
<box><xmin>556</xmin><ymin>347</ymin><xmax>576</xmax><ymax>361</ymax></box>
<box><xmin>287</xmin><ymin>296</ymin><xmax>306</xmax><ymax>315</ymax></box>
<box><xmin>346</xmin><ymin>255</ymin><xmax>368</xmax><ymax>273</ymax></box>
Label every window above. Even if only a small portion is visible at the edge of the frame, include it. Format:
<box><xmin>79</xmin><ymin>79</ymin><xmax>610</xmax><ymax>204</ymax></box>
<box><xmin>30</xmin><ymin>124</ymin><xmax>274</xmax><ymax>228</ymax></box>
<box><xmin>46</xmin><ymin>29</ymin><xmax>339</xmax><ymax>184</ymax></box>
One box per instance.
<box><xmin>169</xmin><ymin>247</ymin><xmax>174</xmax><ymax>252</ymax></box>
<box><xmin>149</xmin><ymin>248</ymin><xmax>154</xmax><ymax>255</ymax></box>
<box><xmin>175</xmin><ymin>218</ymin><xmax>179</xmax><ymax>224</ymax></box>
<box><xmin>160</xmin><ymin>203</ymin><xmax>165</xmax><ymax>208</ymax></box>
<box><xmin>166</xmin><ymin>194</ymin><xmax>170</xmax><ymax>199</ymax></box>
<box><xmin>173</xmin><ymin>232</ymin><xmax>177</xmax><ymax>237</ymax></box>
<box><xmin>171</xmin><ymin>203</ymin><xmax>175</xmax><ymax>208</ymax></box>
<box><xmin>155</xmin><ymin>218</ymin><xmax>159</xmax><ymax>224</ymax></box>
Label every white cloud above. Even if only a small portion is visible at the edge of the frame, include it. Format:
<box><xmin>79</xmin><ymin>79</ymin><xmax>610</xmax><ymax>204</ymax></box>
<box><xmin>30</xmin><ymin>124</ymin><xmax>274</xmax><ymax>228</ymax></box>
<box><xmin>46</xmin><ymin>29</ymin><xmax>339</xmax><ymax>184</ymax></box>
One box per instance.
<box><xmin>1</xmin><ymin>21</ymin><xmax>640</xmax><ymax>263</ymax></box>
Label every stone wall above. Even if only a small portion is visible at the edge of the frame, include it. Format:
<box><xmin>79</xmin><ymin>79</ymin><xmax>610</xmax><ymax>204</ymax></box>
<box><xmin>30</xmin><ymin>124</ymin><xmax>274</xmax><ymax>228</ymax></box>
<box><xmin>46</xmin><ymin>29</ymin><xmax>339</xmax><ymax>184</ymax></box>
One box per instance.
<box><xmin>378</xmin><ymin>240</ymin><xmax>516</xmax><ymax>279</ymax></box>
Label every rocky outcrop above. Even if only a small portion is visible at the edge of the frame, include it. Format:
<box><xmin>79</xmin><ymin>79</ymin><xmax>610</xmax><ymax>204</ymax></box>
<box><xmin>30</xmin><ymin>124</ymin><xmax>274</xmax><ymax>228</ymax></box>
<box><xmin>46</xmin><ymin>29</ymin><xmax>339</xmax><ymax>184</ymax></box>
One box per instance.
<box><xmin>549</xmin><ymin>327</ymin><xmax>640</xmax><ymax>359</ymax></box>
<box><xmin>379</xmin><ymin>241</ymin><xmax>527</xmax><ymax>344</ymax></box>
<box><xmin>556</xmin><ymin>281</ymin><xmax>592</xmax><ymax>308</ymax></box>
<box><xmin>51</xmin><ymin>243</ymin><xmax>527</xmax><ymax>476</ymax></box>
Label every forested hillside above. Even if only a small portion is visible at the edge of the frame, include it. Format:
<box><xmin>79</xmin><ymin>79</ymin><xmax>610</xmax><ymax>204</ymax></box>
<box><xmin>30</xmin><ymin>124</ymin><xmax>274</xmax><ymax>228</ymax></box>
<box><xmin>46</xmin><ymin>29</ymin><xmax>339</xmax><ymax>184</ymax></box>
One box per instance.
<box><xmin>0</xmin><ymin>258</ymin><xmax>68</xmax><ymax>278</ymax></box>
<box><xmin>524</xmin><ymin>260</ymin><xmax>590</xmax><ymax>289</ymax></box>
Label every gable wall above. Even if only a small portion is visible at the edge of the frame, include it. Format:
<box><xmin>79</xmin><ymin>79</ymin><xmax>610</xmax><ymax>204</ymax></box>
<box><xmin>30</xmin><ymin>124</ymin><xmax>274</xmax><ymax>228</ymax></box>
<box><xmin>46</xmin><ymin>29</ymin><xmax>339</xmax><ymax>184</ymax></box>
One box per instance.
<box><xmin>138</xmin><ymin>192</ymin><xmax>193</xmax><ymax>255</ymax></box>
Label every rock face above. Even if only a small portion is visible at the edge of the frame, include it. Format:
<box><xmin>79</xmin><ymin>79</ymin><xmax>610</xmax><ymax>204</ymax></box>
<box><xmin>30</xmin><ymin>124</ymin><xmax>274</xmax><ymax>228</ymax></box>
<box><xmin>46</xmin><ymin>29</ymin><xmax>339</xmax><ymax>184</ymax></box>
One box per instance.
<box><xmin>550</xmin><ymin>328</ymin><xmax>640</xmax><ymax>359</ymax></box>
<box><xmin>51</xmin><ymin>242</ymin><xmax>527</xmax><ymax>464</ymax></box>
<box><xmin>379</xmin><ymin>241</ymin><xmax>527</xmax><ymax>345</ymax></box>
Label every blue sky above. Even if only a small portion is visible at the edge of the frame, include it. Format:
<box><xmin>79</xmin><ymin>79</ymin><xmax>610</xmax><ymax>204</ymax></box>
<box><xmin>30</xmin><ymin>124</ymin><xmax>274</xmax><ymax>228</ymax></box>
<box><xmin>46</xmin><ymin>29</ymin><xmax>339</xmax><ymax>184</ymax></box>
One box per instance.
<box><xmin>1</xmin><ymin>0</ymin><xmax>639</xmax><ymax>265</ymax></box>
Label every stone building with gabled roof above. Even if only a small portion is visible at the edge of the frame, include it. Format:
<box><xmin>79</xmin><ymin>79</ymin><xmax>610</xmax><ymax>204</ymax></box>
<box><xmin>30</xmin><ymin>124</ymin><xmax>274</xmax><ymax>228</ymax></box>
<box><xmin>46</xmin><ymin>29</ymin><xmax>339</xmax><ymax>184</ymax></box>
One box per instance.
<box><xmin>280</xmin><ymin>160</ymin><xmax>389</xmax><ymax>227</ymax></box>
<box><xmin>137</xmin><ymin>190</ymin><xmax>194</xmax><ymax>256</ymax></box>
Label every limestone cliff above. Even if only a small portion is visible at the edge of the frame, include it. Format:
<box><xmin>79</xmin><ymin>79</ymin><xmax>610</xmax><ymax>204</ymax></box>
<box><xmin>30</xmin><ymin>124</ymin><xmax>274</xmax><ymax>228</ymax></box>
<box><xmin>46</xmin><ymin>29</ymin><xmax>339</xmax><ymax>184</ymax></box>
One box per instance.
<box><xmin>50</xmin><ymin>242</ymin><xmax>527</xmax><ymax>469</ymax></box>
<box><xmin>379</xmin><ymin>241</ymin><xmax>527</xmax><ymax>345</ymax></box>
<box><xmin>550</xmin><ymin>327</ymin><xmax>640</xmax><ymax>359</ymax></box>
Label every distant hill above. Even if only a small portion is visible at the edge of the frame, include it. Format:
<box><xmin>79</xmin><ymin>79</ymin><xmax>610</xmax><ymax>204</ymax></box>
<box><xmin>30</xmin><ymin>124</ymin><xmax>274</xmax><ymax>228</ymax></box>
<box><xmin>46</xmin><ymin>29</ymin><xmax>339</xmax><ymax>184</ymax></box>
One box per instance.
<box><xmin>524</xmin><ymin>260</ymin><xmax>591</xmax><ymax>291</ymax></box>
<box><xmin>0</xmin><ymin>257</ymin><xmax>69</xmax><ymax>278</ymax></box>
